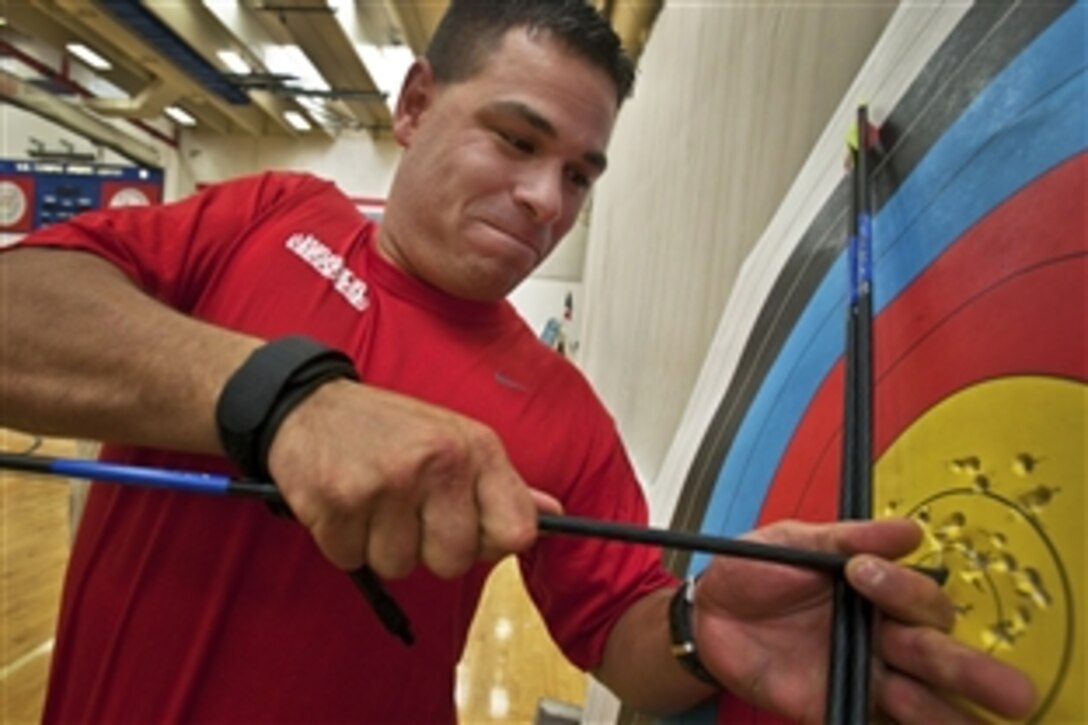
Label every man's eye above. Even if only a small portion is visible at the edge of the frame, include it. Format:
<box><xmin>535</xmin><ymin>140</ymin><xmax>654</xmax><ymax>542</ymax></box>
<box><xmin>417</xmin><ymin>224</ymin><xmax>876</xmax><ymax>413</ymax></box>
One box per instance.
<box><xmin>499</xmin><ymin>131</ymin><xmax>534</xmax><ymax>154</ymax></box>
<box><xmin>567</xmin><ymin>169</ymin><xmax>591</xmax><ymax>190</ymax></box>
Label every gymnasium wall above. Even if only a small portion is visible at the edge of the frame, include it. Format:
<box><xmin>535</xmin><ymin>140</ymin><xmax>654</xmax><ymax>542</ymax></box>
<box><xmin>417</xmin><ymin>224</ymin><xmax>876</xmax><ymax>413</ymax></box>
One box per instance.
<box><xmin>579</xmin><ymin>1</ymin><xmax>898</xmax><ymax>487</ymax></box>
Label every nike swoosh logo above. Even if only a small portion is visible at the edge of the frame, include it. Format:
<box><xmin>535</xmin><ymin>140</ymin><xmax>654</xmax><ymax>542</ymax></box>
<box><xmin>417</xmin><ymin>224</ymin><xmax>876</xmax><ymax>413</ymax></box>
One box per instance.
<box><xmin>494</xmin><ymin>371</ymin><xmax>530</xmax><ymax>392</ymax></box>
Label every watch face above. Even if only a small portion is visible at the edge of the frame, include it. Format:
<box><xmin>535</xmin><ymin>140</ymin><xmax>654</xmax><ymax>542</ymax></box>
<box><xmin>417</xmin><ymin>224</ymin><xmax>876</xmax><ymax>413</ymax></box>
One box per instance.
<box><xmin>0</xmin><ymin>180</ymin><xmax>28</xmax><ymax>226</ymax></box>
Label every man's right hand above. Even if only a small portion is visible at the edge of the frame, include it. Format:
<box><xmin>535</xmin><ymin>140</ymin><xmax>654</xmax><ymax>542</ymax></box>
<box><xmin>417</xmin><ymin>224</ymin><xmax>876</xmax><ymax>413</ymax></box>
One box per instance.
<box><xmin>265</xmin><ymin>379</ymin><xmax>560</xmax><ymax>579</ymax></box>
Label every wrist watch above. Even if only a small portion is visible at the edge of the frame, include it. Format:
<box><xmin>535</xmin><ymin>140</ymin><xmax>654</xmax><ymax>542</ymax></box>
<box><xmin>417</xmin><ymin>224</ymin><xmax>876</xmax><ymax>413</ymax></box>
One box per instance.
<box><xmin>215</xmin><ymin>335</ymin><xmax>358</xmax><ymax>480</ymax></box>
<box><xmin>668</xmin><ymin>576</ymin><xmax>721</xmax><ymax>687</ymax></box>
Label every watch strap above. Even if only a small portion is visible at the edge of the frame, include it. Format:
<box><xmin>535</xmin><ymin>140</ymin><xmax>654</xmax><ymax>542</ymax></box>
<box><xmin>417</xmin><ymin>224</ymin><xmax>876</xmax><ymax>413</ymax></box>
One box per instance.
<box><xmin>668</xmin><ymin>576</ymin><xmax>721</xmax><ymax>687</ymax></box>
<box><xmin>216</xmin><ymin>335</ymin><xmax>359</xmax><ymax>481</ymax></box>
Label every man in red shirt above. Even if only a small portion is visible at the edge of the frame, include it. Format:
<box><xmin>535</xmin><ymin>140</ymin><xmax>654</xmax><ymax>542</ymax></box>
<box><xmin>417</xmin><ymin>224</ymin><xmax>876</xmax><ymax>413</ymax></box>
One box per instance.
<box><xmin>0</xmin><ymin>0</ymin><xmax>1035</xmax><ymax>722</ymax></box>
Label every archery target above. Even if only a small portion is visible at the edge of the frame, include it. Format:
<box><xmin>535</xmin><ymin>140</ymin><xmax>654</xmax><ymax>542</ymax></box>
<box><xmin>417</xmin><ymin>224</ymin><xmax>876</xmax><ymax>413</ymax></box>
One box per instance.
<box><xmin>664</xmin><ymin>3</ymin><xmax>1086</xmax><ymax>722</ymax></box>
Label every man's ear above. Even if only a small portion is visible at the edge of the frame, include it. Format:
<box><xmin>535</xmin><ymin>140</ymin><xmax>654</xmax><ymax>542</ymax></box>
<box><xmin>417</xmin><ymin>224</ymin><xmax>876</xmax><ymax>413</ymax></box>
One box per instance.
<box><xmin>393</xmin><ymin>59</ymin><xmax>436</xmax><ymax>147</ymax></box>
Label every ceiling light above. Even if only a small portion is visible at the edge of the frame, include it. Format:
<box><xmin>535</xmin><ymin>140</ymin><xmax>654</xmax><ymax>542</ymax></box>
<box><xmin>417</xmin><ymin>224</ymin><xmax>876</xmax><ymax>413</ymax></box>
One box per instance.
<box><xmin>217</xmin><ymin>49</ymin><xmax>251</xmax><ymax>75</ymax></box>
<box><xmin>164</xmin><ymin>106</ymin><xmax>197</xmax><ymax>127</ymax></box>
<box><xmin>356</xmin><ymin>43</ymin><xmax>414</xmax><ymax>110</ymax></box>
<box><xmin>66</xmin><ymin>43</ymin><xmax>112</xmax><ymax>71</ymax></box>
<box><xmin>283</xmin><ymin>111</ymin><xmax>311</xmax><ymax>132</ymax></box>
<box><xmin>265</xmin><ymin>45</ymin><xmax>329</xmax><ymax>92</ymax></box>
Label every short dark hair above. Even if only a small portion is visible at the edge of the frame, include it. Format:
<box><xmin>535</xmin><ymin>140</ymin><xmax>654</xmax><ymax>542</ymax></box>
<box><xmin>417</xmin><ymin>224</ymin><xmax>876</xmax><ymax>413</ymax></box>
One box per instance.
<box><xmin>425</xmin><ymin>0</ymin><xmax>635</xmax><ymax>105</ymax></box>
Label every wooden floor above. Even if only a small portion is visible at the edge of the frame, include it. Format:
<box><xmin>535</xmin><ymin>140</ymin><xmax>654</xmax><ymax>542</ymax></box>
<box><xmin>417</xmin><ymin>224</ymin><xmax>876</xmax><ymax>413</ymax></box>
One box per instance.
<box><xmin>460</xmin><ymin>557</ymin><xmax>587</xmax><ymax>723</ymax></box>
<box><xmin>0</xmin><ymin>430</ymin><xmax>72</xmax><ymax>724</ymax></box>
<box><xmin>0</xmin><ymin>429</ymin><xmax>586</xmax><ymax>723</ymax></box>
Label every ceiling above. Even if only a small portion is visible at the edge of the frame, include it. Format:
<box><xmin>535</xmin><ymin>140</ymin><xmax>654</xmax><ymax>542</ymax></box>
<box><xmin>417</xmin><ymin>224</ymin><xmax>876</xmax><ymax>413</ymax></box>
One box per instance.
<box><xmin>0</xmin><ymin>0</ymin><xmax>662</xmax><ymax>148</ymax></box>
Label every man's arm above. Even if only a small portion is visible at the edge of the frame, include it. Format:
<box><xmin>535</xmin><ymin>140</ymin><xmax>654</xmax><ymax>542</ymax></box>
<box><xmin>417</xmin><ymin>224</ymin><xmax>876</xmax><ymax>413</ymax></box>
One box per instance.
<box><xmin>594</xmin><ymin>586</ymin><xmax>717</xmax><ymax>715</ymax></box>
<box><xmin>0</xmin><ymin>247</ymin><xmax>259</xmax><ymax>451</ymax></box>
<box><xmin>0</xmin><ymin>246</ymin><xmax>553</xmax><ymax>578</ymax></box>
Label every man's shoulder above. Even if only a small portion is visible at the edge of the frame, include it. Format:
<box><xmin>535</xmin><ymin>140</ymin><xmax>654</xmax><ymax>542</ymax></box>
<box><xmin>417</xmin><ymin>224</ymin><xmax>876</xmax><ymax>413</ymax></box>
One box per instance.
<box><xmin>215</xmin><ymin>170</ymin><xmax>343</xmax><ymax>201</ymax></box>
<box><xmin>194</xmin><ymin>172</ymin><xmax>365</xmax><ymax>231</ymax></box>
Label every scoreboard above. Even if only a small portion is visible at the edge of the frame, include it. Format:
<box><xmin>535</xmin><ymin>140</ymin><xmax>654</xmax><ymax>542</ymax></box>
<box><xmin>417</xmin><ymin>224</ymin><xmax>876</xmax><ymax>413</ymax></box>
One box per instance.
<box><xmin>0</xmin><ymin>159</ymin><xmax>164</xmax><ymax>233</ymax></box>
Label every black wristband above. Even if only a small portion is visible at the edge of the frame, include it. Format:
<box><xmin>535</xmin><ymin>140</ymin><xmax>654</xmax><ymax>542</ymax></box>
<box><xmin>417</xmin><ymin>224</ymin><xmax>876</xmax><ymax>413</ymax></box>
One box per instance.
<box><xmin>668</xmin><ymin>576</ymin><xmax>721</xmax><ymax>687</ymax></box>
<box><xmin>215</xmin><ymin>335</ymin><xmax>359</xmax><ymax>481</ymax></box>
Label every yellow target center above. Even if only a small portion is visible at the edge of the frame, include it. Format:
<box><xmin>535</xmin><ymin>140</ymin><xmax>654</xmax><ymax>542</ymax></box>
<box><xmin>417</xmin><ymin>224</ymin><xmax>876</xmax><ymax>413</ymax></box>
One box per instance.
<box><xmin>875</xmin><ymin>376</ymin><xmax>1086</xmax><ymax>722</ymax></box>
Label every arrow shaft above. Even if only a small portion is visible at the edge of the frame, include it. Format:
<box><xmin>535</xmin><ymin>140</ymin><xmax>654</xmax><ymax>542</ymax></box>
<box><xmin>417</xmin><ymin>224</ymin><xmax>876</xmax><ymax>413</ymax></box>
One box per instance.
<box><xmin>1</xmin><ymin>452</ymin><xmax>945</xmax><ymax>585</ymax></box>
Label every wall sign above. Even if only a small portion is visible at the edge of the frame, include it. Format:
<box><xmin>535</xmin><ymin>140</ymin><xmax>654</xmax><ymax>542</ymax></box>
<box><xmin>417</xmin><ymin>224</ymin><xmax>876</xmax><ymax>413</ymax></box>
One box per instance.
<box><xmin>0</xmin><ymin>159</ymin><xmax>164</xmax><ymax>233</ymax></box>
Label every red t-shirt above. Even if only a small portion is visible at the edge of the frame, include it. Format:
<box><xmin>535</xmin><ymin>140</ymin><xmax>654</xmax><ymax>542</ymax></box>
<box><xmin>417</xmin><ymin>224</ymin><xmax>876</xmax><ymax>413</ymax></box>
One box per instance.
<box><xmin>14</xmin><ymin>172</ymin><xmax>675</xmax><ymax>722</ymax></box>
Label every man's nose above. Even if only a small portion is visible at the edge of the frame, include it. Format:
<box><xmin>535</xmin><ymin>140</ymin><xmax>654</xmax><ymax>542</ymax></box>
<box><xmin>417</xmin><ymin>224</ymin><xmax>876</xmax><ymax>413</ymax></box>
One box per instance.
<box><xmin>513</xmin><ymin>165</ymin><xmax>563</xmax><ymax>225</ymax></box>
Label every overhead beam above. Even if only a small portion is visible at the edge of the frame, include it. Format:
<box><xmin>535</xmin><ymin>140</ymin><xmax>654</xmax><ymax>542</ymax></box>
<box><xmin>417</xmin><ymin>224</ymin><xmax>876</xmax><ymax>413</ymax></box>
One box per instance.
<box><xmin>143</xmin><ymin>0</ymin><xmax>314</xmax><ymax>137</ymax></box>
<box><xmin>0</xmin><ymin>66</ymin><xmax>162</xmax><ymax>167</ymax></box>
<box><xmin>2</xmin><ymin>2</ymin><xmax>158</xmax><ymax>103</ymax></box>
<box><xmin>85</xmin><ymin>77</ymin><xmax>178</xmax><ymax>118</ymax></box>
<box><xmin>608</xmin><ymin>0</ymin><xmax>664</xmax><ymax>61</ymax></box>
<box><xmin>0</xmin><ymin>37</ymin><xmax>181</xmax><ymax>147</ymax></box>
<box><xmin>252</xmin><ymin>0</ymin><xmax>391</xmax><ymax>129</ymax></box>
<box><xmin>44</xmin><ymin>0</ymin><xmax>271</xmax><ymax>135</ymax></box>
<box><xmin>384</xmin><ymin>0</ymin><xmax>441</xmax><ymax>59</ymax></box>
